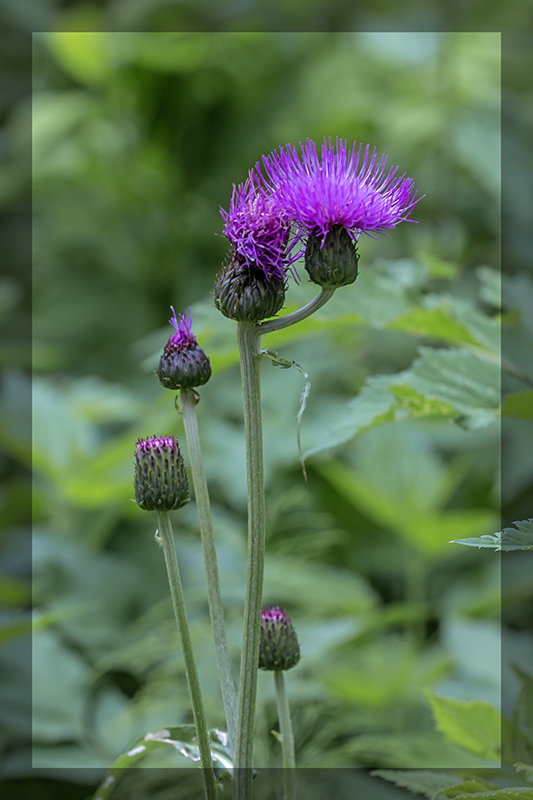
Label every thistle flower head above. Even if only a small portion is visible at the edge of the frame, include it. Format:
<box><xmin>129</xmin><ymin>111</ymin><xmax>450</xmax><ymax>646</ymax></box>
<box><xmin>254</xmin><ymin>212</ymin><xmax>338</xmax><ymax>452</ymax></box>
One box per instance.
<box><xmin>220</xmin><ymin>173</ymin><xmax>294</xmax><ymax>282</ymax></box>
<box><xmin>258</xmin><ymin>136</ymin><xmax>423</xmax><ymax>242</ymax></box>
<box><xmin>134</xmin><ymin>435</ymin><xmax>189</xmax><ymax>511</ymax></box>
<box><xmin>158</xmin><ymin>307</ymin><xmax>212</xmax><ymax>390</ymax></box>
<box><xmin>259</xmin><ymin>606</ymin><xmax>300</xmax><ymax>671</ymax></box>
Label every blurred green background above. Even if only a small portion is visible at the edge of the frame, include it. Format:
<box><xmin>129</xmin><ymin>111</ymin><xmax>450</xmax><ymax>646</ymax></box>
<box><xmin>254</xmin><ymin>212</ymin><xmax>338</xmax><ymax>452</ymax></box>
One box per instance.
<box><xmin>1</xmin><ymin>24</ymin><xmax>532</xmax><ymax>800</ymax></box>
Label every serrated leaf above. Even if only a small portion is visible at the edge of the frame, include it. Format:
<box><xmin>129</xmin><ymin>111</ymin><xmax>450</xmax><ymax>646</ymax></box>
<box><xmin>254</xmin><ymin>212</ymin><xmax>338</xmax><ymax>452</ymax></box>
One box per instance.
<box><xmin>452</xmin><ymin>791</ymin><xmax>533</xmax><ymax>800</ymax></box>
<box><xmin>371</xmin><ymin>768</ymin><xmax>462</xmax><ymax>799</ymax></box>
<box><xmin>441</xmin><ymin>780</ymin><xmax>499</xmax><ymax>798</ymax></box>
<box><xmin>425</xmin><ymin>691</ymin><xmax>501</xmax><ymax>762</ymax></box>
<box><xmin>452</xmin><ymin>518</ymin><xmax>533</xmax><ymax>551</ymax></box>
<box><xmin>407</xmin><ymin>348</ymin><xmax>500</xmax><ymax>424</ymax></box>
<box><xmin>91</xmin><ymin>726</ymin><xmax>232</xmax><ymax>799</ymax></box>
<box><xmin>307</xmin><ymin>346</ymin><xmax>500</xmax><ymax>458</ymax></box>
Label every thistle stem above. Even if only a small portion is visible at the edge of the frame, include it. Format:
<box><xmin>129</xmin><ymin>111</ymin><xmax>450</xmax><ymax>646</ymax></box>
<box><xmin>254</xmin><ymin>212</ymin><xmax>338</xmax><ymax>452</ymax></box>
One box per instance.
<box><xmin>180</xmin><ymin>388</ymin><xmax>238</xmax><ymax>756</ymax></box>
<box><xmin>234</xmin><ymin>321</ymin><xmax>264</xmax><ymax>800</ymax></box>
<box><xmin>274</xmin><ymin>670</ymin><xmax>296</xmax><ymax>800</ymax></box>
<box><xmin>156</xmin><ymin>511</ymin><xmax>218</xmax><ymax>800</ymax></box>
<box><xmin>258</xmin><ymin>287</ymin><xmax>335</xmax><ymax>335</ymax></box>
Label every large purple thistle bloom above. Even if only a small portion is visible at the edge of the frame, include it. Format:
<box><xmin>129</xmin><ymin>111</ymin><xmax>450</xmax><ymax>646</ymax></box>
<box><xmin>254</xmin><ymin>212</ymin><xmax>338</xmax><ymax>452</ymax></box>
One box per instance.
<box><xmin>220</xmin><ymin>173</ymin><xmax>297</xmax><ymax>280</ymax></box>
<box><xmin>257</xmin><ymin>136</ymin><xmax>423</xmax><ymax>243</ymax></box>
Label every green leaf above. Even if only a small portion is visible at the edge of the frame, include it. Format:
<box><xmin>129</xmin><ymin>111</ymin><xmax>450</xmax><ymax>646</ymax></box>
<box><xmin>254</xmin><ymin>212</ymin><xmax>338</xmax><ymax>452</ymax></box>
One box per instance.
<box><xmin>452</xmin><ymin>791</ymin><xmax>533</xmax><ymax>800</ymax></box>
<box><xmin>440</xmin><ymin>780</ymin><xmax>500</xmax><ymax>797</ymax></box>
<box><xmin>502</xmin><ymin>392</ymin><xmax>533</xmax><ymax>420</ymax></box>
<box><xmin>307</xmin><ymin>346</ymin><xmax>500</xmax><ymax>457</ymax></box>
<box><xmin>406</xmin><ymin>347</ymin><xmax>500</xmax><ymax>427</ymax></box>
<box><xmin>371</xmin><ymin>768</ymin><xmax>462</xmax><ymax>799</ymax></box>
<box><xmin>425</xmin><ymin>691</ymin><xmax>501</xmax><ymax>762</ymax></box>
<box><xmin>515</xmin><ymin>763</ymin><xmax>533</xmax><ymax>783</ymax></box>
<box><xmin>91</xmin><ymin>726</ymin><xmax>232</xmax><ymax>799</ymax></box>
<box><xmin>452</xmin><ymin>518</ymin><xmax>533</xmax><ymax>551</ymax></box>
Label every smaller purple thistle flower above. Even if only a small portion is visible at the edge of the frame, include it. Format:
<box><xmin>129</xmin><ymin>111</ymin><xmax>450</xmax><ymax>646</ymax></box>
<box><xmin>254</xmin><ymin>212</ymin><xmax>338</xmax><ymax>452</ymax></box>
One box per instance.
<box><xmin>134</xmin><ymin>435</ymin><xmax>189</xmax><ymax>511</ymax></box>
<box><xmin>220</xmin><ymin>173</ymin><xmax>293</xmax><ymax>282</ymax></box>
<box><xmin>259</xmin><ymin>606</ymin><xmax>300</xmax><ymax>671</ymax></box>
<box><xmin>215</xmin><ymin>174</ymin><xmax>295</xmax><ymax>323</ymax></box>
<box><xmin>158</xmin><ymin>307</ymin><xmax>212</xmax><ymax>391</ymax></box>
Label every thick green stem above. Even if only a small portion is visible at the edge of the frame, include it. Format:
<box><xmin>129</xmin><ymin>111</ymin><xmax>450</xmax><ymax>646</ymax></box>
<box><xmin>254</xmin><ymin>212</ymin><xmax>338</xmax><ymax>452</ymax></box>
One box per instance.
<box><xmin>258</xmin><ymin>288</ymin><xmax>335</xmax><ymax>335</ymax></box>
<box><xmin>274</xmin><ymin>670</ymin><xmax>296</xmax><ymax>800</ymax></box>
<box><xmin>156</xmin><ymin>511</ymin><xmax>218</xmax><ymax>800</ymax></box>
<box><xmin>234</xmin><ymin>321</ymin><xmax>264</xmax><ymax>800</ymax></box>
<box><xmin>180</xmin><ymin>388</ymin><xmax>238</xmax><ymax>756</ymax></box>
<box><xmin>232</xmin><ymin>290</ymin><xmax>335</xmax><ymax>798</ymax></box>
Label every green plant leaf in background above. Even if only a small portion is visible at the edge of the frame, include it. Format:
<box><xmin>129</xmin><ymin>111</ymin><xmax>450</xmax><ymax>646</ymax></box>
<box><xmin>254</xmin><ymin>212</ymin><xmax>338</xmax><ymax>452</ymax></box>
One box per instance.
<box><xmin>91</xmin><ymin>726</ymin><xmax>232</xmax><ymax>799</ymax></box>
<box><xmin>425</xmin><ymin>691</ymin><xmax>501</xmax><ymax>763</ymax></box>
<box><xmin>452</xmin><ymin>518</ymin><xmax>533</xmax><ymax>551</ymax></box>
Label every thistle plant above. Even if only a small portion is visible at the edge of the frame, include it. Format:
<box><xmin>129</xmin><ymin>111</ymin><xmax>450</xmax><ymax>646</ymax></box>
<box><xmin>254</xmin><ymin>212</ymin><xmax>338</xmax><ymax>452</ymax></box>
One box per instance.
<box><xmin>120</xmin><ymin>135</ymin><xmax>421</xmax><ymax>800</ymax></box>
<box><xmin>214</xmin><ymin>136</ymin><xmax>422</xmax><ymax>800</ymax></box>
<box><xmin>158</xmin><ymin>308</ymin><xmax>238</xmax><ymax>755</ymax></box>
<box><xmin>259</xmin><ymin>607</ymin><xmax>300</xmax><ymax>800</ymax></box>
<box><xmin>134</xmin><ymin>436</ymin><xmax>218</xmax><ymax>800</ymax></box>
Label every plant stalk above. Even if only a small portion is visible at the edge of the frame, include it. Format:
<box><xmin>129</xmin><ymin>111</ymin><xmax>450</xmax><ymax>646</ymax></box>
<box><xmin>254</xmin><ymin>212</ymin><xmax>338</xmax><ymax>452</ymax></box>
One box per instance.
<box><xmin>156</xmin><ymin>511</ymin><xmax>218</xmax><ymax>800</ymax></box>
<box><xmin>234</xmin><ymin>321</ymin><xmax>264</xmax><ymax>800</ymax></box>
<box><xmin>258</xmin><ymin>287</ymin><xmax>335</xmax><ymax>335</ymax></box>
<box><xmin>180</xmin><ymin>388</ymin><xmax>238</xmax><ymax>756</ymax></box>
<box><xmin>274</xmin><ymin>670</ymin><xmax>296</xmax><ymax>800</ymax></box>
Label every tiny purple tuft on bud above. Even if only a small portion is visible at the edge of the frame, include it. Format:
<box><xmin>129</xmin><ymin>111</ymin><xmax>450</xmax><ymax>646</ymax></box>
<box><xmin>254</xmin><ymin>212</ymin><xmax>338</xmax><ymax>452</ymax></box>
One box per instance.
<box><xmin>158</xmin><ymin>307</ymin><xmax>212</xmax><ymax>391</ymax></box>
<box><xmin>259</xmin><ymin>606</ymin><xmax>300</xmax><ymax>671</ymax></box>
<box><xmin>134</xmin><ymin>435</ymin><xmax>189</xmax><ymax>511</ymax></box>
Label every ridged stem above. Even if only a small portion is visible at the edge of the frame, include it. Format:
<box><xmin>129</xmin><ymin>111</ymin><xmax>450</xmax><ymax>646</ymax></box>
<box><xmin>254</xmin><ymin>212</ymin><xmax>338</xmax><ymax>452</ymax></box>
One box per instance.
<box><xmin>180</xmin><ymin>388</ymin><xmax>238</xmax><ymax>756</ymax></box>
<box><xmin>234</xmin><ymin>321</ymin><xmax>264</xmax><ymax>800</ymax></box>
<box><xmin>274</xmin><ymin>670</ymin><xmax>296</xmax><ymax>800</ymax></box>
<box><xmin>156</xmin><ymin>511</ymin><xmax>218</xmax><ymax>800</ymax></box>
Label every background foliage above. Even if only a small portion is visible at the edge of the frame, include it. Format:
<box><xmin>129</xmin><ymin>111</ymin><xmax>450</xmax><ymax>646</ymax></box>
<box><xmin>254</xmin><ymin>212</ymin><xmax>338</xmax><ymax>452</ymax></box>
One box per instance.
<box><xmin>1</xmin><ymin>19</ymin><xmax>532</xmax><ymax>800</ymax></box>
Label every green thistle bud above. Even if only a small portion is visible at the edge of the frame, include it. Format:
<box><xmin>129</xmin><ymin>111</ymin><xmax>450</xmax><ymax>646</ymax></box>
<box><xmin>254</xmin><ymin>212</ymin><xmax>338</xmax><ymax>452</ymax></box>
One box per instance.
<box><xmin>158</xmin><ymin>307</ymin><xmax>211</xmax><ymax>391</ymax></box>
<box><xmin>259</xmin><ymin>607</ymin><xmax>300</xmax><ymax>672</ymax></box>
<box><xmin>305</xmin><ymin>224</ymin><xmax>359</xmax><ymax>289</ymax></box>
<box><xmin>214</xmin><ymin>258</ymin><xmax>286</xmax><ymax>324</ymax></box>
<box><xmin>134</xmin><ymin>436</ymin><xmax>189</xmax><ymax>512</ymax></box>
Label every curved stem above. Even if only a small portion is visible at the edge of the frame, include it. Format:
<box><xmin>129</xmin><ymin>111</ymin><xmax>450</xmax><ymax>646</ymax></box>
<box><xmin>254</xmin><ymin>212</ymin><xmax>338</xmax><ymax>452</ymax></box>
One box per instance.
<box><xmin>274</xmin><ymin>670</ymin><xmax>296</xmax><ymax>800</ymax></box>
<box><xmin>234</xmin><ymin>321</ymin><xmax>264</xmax><ymax>800</ymax></box>
<box><xmin>156</xmin><ymin>511</ymin><xmax>218</xmax><ymax>800</ymax></box>
<box><xmin>258</xmin><ymin>287</ymin><xmax>335</xmax><ymax>335</ymax></box>
<box><xmin>180</xmin><ymin>388</ymin><xmax>238</xmax><ymax>756</ymax></box>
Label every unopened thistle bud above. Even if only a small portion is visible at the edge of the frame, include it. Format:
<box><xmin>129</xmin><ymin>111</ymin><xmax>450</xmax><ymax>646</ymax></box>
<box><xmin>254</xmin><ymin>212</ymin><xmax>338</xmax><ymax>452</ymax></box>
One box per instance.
<box><xmin>134</xmin><ymin>436</ymin><xmax>189</xmax><ymax>511</ymax></box>
<box><xmin>305</xmin><ymin>224</ymin><xmax>359</xmax><ymax>288</ymax></box>
<box><xmin>158</xmin><ymin>307</ymin><xmax>212</xmax><ymax>391</ymax></box>
<box><xmin>259</xmin><ymin>607</ymin><xmax>300</xmax><ymax>671</ymax></box>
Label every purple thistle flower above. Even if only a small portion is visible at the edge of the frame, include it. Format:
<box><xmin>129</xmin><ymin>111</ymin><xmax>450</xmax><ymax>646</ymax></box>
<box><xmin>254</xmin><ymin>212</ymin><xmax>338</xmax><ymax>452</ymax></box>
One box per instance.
<box><xmin>158</xmin><ymin>307</ymin><xmax>212</xmax><ymax>390</ymax></box>
<box><xmin>220</xmin><ymin>173</ymin><xmax>295</xmax><ymax>281</ymax></box>
<box><xmin>257</xmin><ymin>136</ymin><xmax>423</xmax><ymax>242</ymax></box>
